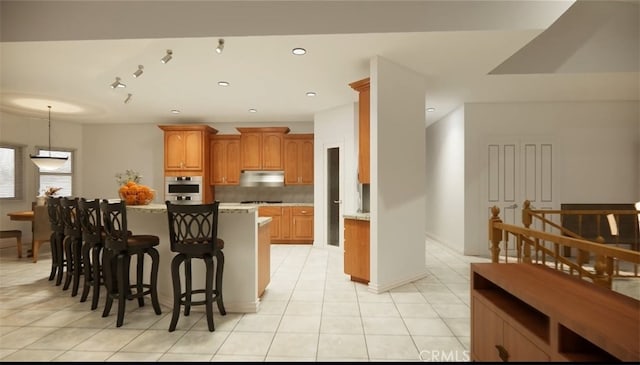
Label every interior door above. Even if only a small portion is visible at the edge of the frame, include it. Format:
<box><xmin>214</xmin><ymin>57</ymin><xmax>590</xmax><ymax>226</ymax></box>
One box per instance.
<box><xmin>327</xmin><ymin>147</ymin><xmax>341</xmax><ymax>247</ymax></box>
<box><xmin>486</xmin><ymin>139</ymin><xmax>556</xmax><ymax>258</ymax></box>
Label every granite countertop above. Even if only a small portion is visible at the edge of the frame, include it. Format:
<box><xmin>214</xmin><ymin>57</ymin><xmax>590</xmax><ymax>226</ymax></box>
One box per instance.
<box><xmin>127</xmin><ymin>203</ymin><xmax>257</xmax><ymax>214</ymax></box>
<box><xmin>258</xmin><ymin>217</ymin><xmax>272</xmax><ymax>226</ymax></box>
<box><xmin>224</xmin><ymin>202</ymin><xmax>314</xmax><ymax>207</ymax></box>
<box><xmin>343</xmin><ymin>212</ymin><xmax>370</xmax><ymax>221</ymax></box>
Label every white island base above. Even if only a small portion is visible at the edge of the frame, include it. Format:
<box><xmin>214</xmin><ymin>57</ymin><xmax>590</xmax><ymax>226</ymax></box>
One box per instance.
<box><xmin>125</xmin><ymin>203</ymin><xmax>264</xmax><ymax>313</ymax></box>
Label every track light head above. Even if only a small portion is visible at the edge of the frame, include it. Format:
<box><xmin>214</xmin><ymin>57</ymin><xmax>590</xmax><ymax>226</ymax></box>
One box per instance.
<box><xmin>216</xmin><ymin>39</ymin><xmax>225</xmax><ymax>54</ymax></box>
<box><xmin>133</xmin><ymin>65</ymin><xmax>144</xmax><ymax>78</ymax></box>
<box><xmin>124</xmin><ymin>93</ymin><xmax>133</xmax><ymax>104</ymax></box>
<box><xmin>110</xmin><ymin>77</ymin><xmax>126</xmax><ymax>89</ymax></box>
<box><xmin>161</xmin><ymin>49</ymin><xmax>173</xmax><ymax>64</ymax></box>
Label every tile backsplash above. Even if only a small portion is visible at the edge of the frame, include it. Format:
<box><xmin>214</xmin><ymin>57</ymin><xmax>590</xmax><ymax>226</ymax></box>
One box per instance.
<box><xmin>215</xmin><ymin>185</ymin><xmax>314</xmax><ymax>203</ymax></box>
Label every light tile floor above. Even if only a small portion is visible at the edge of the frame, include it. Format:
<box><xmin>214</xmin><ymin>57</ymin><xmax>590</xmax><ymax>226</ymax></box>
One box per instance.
<box><xmin>0</xmin><ymin>239</ymin><xmax>490</xmax><ymax>362</ymax></box>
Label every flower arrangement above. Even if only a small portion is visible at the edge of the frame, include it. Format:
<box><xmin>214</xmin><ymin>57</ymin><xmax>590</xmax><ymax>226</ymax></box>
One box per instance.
<box><xmin>115</xmin><ymin>169</ymin><xmax>142</xmax><ymax>186</ymax></box>
<box><xmin>115</xmin><ymin>169</ymin><xmax>154</xmax><ymax>205</ymax></box>
<box><xmin>43</xmin><ymin>187</ymin><xmax>62</xmax><ymax>197</ymax></box>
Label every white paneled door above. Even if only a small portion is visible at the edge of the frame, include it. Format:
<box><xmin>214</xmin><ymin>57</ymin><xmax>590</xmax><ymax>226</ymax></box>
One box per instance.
<box><xmin>485</xmin><ymin>139</ymin><xmax>557</xmax><ymax>256</ymax></box>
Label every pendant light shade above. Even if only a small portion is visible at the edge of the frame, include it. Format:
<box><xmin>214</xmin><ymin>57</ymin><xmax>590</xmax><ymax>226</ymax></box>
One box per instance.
<box><xmin>30</xmin><ymin>106</ymin><xmax>68</xmax><ymax>171</ymax></box>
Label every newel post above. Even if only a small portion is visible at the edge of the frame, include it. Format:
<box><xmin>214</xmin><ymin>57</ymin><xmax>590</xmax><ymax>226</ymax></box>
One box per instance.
<box><xmin>489</xmin><ymin>206</ymin><xmax>502</xmax><ymax>263</ymax></box>
<box><xmin>593</xmin><ymin>236</ymin><xmax>613</xmax><ymax>289</ymax></box>
<box><xmin>521</xmin><ymin>200</ymin><xmax>532</xmax><ymax>263</ymax></box>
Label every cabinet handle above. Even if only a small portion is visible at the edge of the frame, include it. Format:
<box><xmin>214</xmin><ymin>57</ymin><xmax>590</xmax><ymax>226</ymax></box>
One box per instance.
<box><xmin>300</xmin><ymin>211</ymin><xmax>307</xmax><ymax>214</ymax></box>
<box><xmin>495</xmin><ymin>345</ymin><xmax>509</xmax><ymax>362</ymax></box>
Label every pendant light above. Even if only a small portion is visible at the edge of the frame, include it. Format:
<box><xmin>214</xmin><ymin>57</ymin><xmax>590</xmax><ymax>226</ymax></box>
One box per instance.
<box><xmin>29</xmin><ymin>106</ymin><xmax>68</xmax><ymax>170</ymax></box>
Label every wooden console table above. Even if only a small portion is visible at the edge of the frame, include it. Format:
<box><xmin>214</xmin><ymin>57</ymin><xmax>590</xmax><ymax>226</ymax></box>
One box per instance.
<box><xmin>471</xmin><ymin>263</ymin><xmax>639</xmax><ymax>362</ymax></box>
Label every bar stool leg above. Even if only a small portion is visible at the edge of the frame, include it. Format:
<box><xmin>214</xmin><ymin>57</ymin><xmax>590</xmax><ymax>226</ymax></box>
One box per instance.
<box><xmin>90</xmin><ymin>246</ymin><xmax>102</xmax><ymax>310</ymax></box>
<box><xmin>102</xmin><ymin>250</ymin><xmax>115</xmax><ymax>319</ymax></box>
<box><xmin>169</xmin><ymin>253</ymin><xmax>185</xmax><ymax>332</ymax></box>
<box><xmin>136</xmin><ymin>253</ymin><xmax>145</xmax><ymax>308</ymax></box>
<box><xmin>80</xmin><ymin>243</ymin><xmax>92</xmax><ymax>302</ymax></box>
<box><xmin>149</xmin><ymin>248</ymin><xmax>161</xmax><ymax>315</ymax></box>
<box><xmin>204</xmin><ymin>255</ymin><xmax>215</xmax><ymax>332</ymax></box>
<box><xmin>215</xmin><ymin>251</ymin><xmax>226</xmax><ymax>315</ymax></box>
<box><xmin>184</xmin><ymin>259</ymin><xmax>192</xmax><ymax>316</ymax></box>
<box><xmin>63</xmin><ymin>236</ymin><xmax>74</xmax><ymax>290</ymax></box>
<box><xmin>116</xmin><ymin>254</ymin><xmax>129</xmax><ymax>328</ymax></box>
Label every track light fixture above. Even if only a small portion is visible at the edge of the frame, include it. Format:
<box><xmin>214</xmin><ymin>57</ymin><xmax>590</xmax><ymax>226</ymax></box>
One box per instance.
<box><xmin>216</xmin><ymin>39</ymin><xmax>225</xmax><ymax>54</ymax></box>
<box><xmin>124</xmin><ymin>93</ymin><xmax>133</xmax><ymax>104</ymax></box>
<box><xmin>110</xmin><ymin>77</ymin><xmax>126</xmax><ymax>89</ymax></box>
<box><xmin>161</xmin><ymin>49</ymin><xmax>173</xmax><ymax>64</ymax></box>
<box><xmin>133</xmin><ymin>65</ymin><xmax>144</xmax><ymax>78</ymax></box>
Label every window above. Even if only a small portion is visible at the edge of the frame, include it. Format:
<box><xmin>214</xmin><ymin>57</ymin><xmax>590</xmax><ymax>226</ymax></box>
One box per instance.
<box><xmin>0</xmin><ymin>144</ymin><xmax>24</xmax><ymax>199</ymax></box>
<box><xmin>37</xmin><ymin>148</ymin><xmax>74</xmax><ymax>197</ymax></box>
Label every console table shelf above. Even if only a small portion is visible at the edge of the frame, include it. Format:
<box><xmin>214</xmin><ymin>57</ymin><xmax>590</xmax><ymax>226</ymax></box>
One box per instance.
<box><xmin>471</xmin><ymin>263</ymin><xmax>639</xmax><ymax>362</ymax></box>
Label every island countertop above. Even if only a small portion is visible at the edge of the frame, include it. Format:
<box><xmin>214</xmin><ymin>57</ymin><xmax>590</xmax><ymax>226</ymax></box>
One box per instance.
<box><xmin>127</xmin><ymin>203</ymin><xmax>257</xmax><ymax>214</ymax></box>
<box><xmin>343</xmin><ymin>212</ymin><xmax>370</xmax><ymax>221</ymax></box>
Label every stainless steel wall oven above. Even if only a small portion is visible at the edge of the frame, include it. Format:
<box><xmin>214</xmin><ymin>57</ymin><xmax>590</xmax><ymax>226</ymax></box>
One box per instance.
<box><xmin>165</xmin><ymin>176</ymin><xmax>203</xmax><ymax>202</ymax></box>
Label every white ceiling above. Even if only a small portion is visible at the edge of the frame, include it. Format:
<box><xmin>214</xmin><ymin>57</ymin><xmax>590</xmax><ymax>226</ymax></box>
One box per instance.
<box><xmin>0</xmin><ymin>0</ymin><xmax>638</xmax><ymax>127</ymax></box>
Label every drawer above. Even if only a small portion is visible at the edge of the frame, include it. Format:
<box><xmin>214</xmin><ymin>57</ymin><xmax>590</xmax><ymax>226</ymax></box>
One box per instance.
<box><xmin>259</xmin><ymin>206</ymin><xmax>281</xmax><ymax>216</ymax></box>
<box><xmin>292</xmin><ymin>206</ymin><xmax>313</xmax><ymax>216</ymax></box>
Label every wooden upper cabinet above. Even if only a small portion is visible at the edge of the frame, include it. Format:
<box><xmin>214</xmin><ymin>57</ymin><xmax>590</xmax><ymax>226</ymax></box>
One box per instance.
<box><xmin>349</xmin><ymin>77</ymin><xmax>370</xmax><ymax>184</ymax></box>
<box><xmin>210</xmin><ymin>135</ymin><xmax>241</xmax><ymax>185</ymax></box>
<box><xmin>159</xmin><ymin>125</ymin><xmax>217</xmax><ymax>175</ymax></box>
<box><xmin>237</xmin><ymin>127</ymin><xmax>290</xmax><ymax>170</ymax></box>
<box><xmin>284</xmin><ymin>134</ymin><xmax>314</xmax><ymax>185</ymax></box>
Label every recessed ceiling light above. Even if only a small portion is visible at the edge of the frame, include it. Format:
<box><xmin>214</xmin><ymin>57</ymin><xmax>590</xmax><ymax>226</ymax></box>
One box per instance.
<box><xmin>292</xmin><ymin>47</ymin><xmax>306</xmax><ymax>55</ymax></box>
<box><xmin>218</xmin><ymin>81</ymin><xmax>230</xmax><ymax>87</ymax></box>
<box><xmin>426</xmin><ymin>107</ymin><xmax>436</xmax><ymax>112</ymax></box>
<box><xmin>171</xmin><ymin>109</ymin><xmax>181</xmax><ymax>114</ymax></box>
<box><xmin>306</xmin><ymin>91</ymin><xmax>316</xmax><ymax>97</ymax></box>
<box><xmin>248</xmin><ymin>108</ymin><xmax>257</xmax><ymax>113</ymax></box>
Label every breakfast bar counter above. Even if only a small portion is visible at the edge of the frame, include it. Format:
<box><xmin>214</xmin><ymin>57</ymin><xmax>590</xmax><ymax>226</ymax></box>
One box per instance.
<box><xmin>126</xmin><ymin>203</ymin><xmax>264</xmax><ymax>313</ymax></box>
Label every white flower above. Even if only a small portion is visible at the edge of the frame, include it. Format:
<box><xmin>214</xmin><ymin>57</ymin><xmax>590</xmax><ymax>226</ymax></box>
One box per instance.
<box><xmin>115</xmin><ymin>169</ymin><xmax>143</xmax><ymax>186</ymax></box>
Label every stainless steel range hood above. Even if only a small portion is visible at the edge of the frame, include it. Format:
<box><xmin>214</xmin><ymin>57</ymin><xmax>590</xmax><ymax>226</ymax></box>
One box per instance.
<box><xmin>239</xmin><ymin>170</ymin><xmax>285</xmax><ymax>187</ymax></box>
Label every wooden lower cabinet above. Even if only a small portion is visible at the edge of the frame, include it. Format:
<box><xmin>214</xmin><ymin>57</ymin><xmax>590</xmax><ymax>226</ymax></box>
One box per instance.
<box><xmin>258</xmin><ymin>205</ymin><xmax>313</xmax><ymax>244</ymax></box>
<box><xmin>257</xmin><ymin>220</ymin><xmax>271</xmax><ymax>297</ymax></box>
<box><xmin>471</xmin><ymin>263</ymin><xmax>639</xmax><ymax>362</ymax></box>
<box><xmin>472</xmin><ymin>296</ymin><xmax>549</xmax><ymax>362</ymax></box>
<box><xmin>344</xmin><ymin>218</ymin><xmax>369</xmax><ymax>283</ymax></box>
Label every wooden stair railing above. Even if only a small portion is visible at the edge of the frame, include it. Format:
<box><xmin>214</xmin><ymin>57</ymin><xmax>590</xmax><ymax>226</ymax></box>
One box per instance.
<box><xmin>489</xmin><ymin>206</ymin><xmax>640</xmax><ymax>289</ymax></box>
<box><xmin>520</xmin><ymin>200</ymin><xmax>640</xmax><ymax>277</ymax></box>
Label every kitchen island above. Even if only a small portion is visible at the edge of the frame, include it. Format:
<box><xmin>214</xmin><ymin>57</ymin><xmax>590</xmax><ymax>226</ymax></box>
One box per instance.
<box><xmin>125</xmin><ymin>203</ymin><xmax>270</xmax><ymax>313</ymax></box>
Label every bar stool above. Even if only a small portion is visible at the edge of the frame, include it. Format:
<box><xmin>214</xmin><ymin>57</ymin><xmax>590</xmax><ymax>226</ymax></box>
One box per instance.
<box><xmin>60</xmin><ymin>197</ymin><xmax>83</xmax><ymax>296</ymax></box>
<box><xmin>78</xmin><ymin>198</ymin><xmax>105</xmax><ymax>310</ymax></box>
<box><xmin>46</xmin><ymin>197</ymin><xmax>65</xmax><ymax>285</ymax></box>
<box><xmin>165</xmin><ymin>200</ymin><xmax>226</xmax><ymax>332</ymax></box>
<box><xmin>100</xmin><ymin>199</ymin><xmax>161</xmax><ymax>327</ymax></box>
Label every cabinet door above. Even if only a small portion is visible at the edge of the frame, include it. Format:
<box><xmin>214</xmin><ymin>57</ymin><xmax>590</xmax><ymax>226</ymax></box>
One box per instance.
<box><xmin>182</xmin><ymin>130</ymin><xmax>203</xmax><ymax>170</ymax></box>
<box><xmin>284</xmin><ymin>139</ymin><xmax>300</xmax><ymax>184</ymax></box>
<box><xmin>211</xmin><ymin>137</ymin><xmax>241</xmax><ymax>185</ymax></box>
<box><xmin>350</xmin><ymin>78</ymin><xmax>370</xmax><ymax>184</ymax></box>
<box><xmin>281</xmin><ymin>206</ymin><xmax>291</xmax><ymax>240</ymax></box>
<box><xmin>262</xmin><ymin>132</ymin><xmax>284</xmax><ymax>170</ymax></box>
<box><xmin>165</xmin><ymin>131</ymin><xmax>186</xmax><ymax>170</ymax></box>
<box><xmin>224</xmin><ymin>138</ymin><xmax>241</xmax><ymax>184</ymax></box>
<box><xmin>259</xmin><ymin>206</ymin><xmax>282</xmax><ymax>240</ymax></box>
<box><xmin>292</xmin><ymin>206</ymin><xmax>313</xmax><ymax>241</ymax></box>
<box><xmin>344</xmin><ymin>219</ymin><xmax>369</xmax><ymax>282</ymax></box>
<box><xmin>210</xmin><ymin>138</ymin><xmax>226</xmax><ymax>184</ymax></box>
<box><xmin>472</xmin><ymin>296</ymin><xmax>504</xmax><ymax>362</ymax></box>
<box><xmin>240</xmin><ymin>132</ymin><xmax>262</xmax><ymax>170</ymax></box>
<box><xmin>298</xmin><ymin>138</ymin><xmax>314</xmax><ymax>184</ymax></box>
<box><xmin>503</xmin><ymin>323</ymin><xmax>550</xmax><ymax>362</ymax></box>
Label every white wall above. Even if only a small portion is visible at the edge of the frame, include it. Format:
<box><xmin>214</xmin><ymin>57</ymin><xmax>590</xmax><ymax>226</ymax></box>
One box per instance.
<box><xmin>370</xmin><ymin>56</ymin><xmax>427</xmax><ymax>292</ymax></box>
<box><xmin>313</xmin><ymin>103</ymin><xmax>358</xmax><ymax>248</ymax></box>
<box><xmin>0</xmin><ymin>112</ymin><xmax>83</xmax><ymax>243</ymax></box>
<box><xmin>425</xmin><ymin>106</ymin><xmax>466</xmax><ymax>253</ymax></box>
<box><xmin>462</xmin><ymin>101</ymin><xmax>640</xmax><ymax>255</ymax></box>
